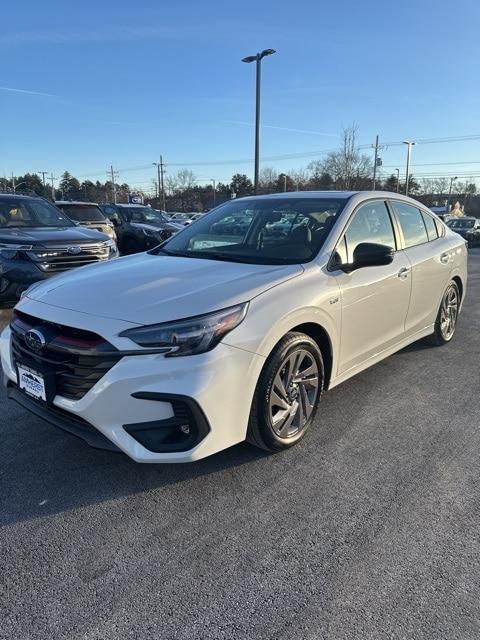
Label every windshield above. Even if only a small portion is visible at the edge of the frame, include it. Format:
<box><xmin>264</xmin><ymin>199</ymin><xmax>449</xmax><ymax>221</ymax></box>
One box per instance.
<box><xmin>57</xmin><ymin>204</ymin><xmax>106</xmax><ymax>223</ymax></box>
<box><xmin>123</xmin><ymin>207</ymin><xmax>168</xmax><ymax>224</ymax></box>
<box><xmin>157</xmin><ymin>197</ymin><xmax>349</xmax><ymax>264</ymax></box>
<box><xmin>0</xmin><ymin>198</ymin><xmax>73</xmax><ymax>228</ymax></box>
<box><xmin>450</xmin><ymin>219</ymin><xmax>475</xmax><ymax>229</ymax></box>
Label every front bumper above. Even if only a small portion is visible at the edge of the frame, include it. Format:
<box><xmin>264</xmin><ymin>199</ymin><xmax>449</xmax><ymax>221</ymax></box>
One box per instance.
<box><xmin>1</xmin><ymin>323</ymin><xmax>265</xmax><ymax>463</ymax></box>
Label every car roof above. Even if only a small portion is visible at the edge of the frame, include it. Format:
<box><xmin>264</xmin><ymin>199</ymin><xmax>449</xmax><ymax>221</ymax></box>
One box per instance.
<box><xmin>55</xmin><ymin>200</ymin><xmax>100</xmax><ymax>206</ymax></box>
<box><xmin>237</xmin><ymin>191</ymin><xmax>358</xmax><ymax>201</ymax></box>
<box><xmin>0</xmin><ymin>193</ymin><xmax>44</xmax><ymax>201</ymax></box>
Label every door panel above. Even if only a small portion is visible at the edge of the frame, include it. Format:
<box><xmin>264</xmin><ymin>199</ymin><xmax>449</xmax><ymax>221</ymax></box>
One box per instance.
<box><xmin>389</xmin><ymin>200</ymin><xmax>453</xmax><ymax>336</ymax></box>
<box><xmin>336</xmin><ymin>252</ymin><xmax>412</xmax><ymax>373</ymax></box>
<box><xmin>333</xmin><ymin>200</ymin><xmax>411</xmax><ymax>375</ymax></box>
<box><xmin>403</xmin><ymin>238</ymin><xmax>453</xmax><ymax>336</ymax></box>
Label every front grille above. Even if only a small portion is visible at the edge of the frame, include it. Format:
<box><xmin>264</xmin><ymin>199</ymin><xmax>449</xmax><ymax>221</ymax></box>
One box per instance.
<box><xmin>10</xmin><ymin>310</ymin><xmax>122</xmax><ymax>401</ymax></box>
<box><xmin>27</xmin><ymin>242</ymin><xmax>110</xmax><ymax>272</ymax></box>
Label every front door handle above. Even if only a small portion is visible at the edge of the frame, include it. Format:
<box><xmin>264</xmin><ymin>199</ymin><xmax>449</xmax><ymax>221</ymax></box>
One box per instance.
<box><xmin>440</xmin><ymin>253</ymin><xmax>450</xmax><ymax>264</ymax></box>
<box><xmin>397</xmin><ymin>267</ymin><xmax>410</xmax><ymax>280</ymax></box>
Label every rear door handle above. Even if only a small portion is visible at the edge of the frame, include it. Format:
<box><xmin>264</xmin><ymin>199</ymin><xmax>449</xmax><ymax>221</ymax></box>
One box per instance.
<box><xmin>397</xmin><ymin>267</ymin><xmax>410</xmax><ymax>280</ymax></box>
<box><xmin>440</xmin><ymin>253</ymin><xmax>450</xmax><ymax>264</ymax></box>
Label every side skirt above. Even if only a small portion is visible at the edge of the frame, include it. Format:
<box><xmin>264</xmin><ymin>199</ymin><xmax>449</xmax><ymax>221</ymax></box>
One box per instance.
<box><xmin>328</xmin><ymin>325</ymin><xmax>434</xmax><ymax>390</ymax></box>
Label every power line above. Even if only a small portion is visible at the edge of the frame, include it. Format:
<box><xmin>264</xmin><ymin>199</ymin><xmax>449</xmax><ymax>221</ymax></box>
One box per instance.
<box><xmin>73</xmin><ymin>133</ymin><xmax>480</xmax><ymax>178</ymax></box>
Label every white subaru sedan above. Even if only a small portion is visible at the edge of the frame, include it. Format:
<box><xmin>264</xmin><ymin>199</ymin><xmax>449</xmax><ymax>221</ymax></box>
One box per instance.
<box><xmin>1</xmin><ymin>192</ymin><xmax>467</xmax><ymax>462</ymax></box>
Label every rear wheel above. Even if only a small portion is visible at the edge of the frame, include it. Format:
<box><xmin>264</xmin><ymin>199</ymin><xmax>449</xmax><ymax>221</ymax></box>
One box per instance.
<box><xmin>247</xmin><ymin>332</ymin><xmax>324</xmax><ymax>452</ymax></box>
<box><xmin>426</xmin><ymin>280</ymin><xmax>460</xmax><ymax>346</ymax></box>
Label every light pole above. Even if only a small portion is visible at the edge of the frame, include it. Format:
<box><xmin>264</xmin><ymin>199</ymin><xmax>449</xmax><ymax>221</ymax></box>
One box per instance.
<box><xmin>446</xmin><ymin>176</ymin><xmax>458</xmax><ymax>215</ymax></box>
<box><xmin>211</xmin><ymin>179</ymin><xmax>216</xmax><ymax>208</ymax></box>
<box><xmin>241</xmin><ymin>48</ymin><xmax>276</xmax><ymax>195</ymax></box>
<box><xmin>395</xmin><ymin>168</ymin><xmax>400</xmax><ymax>192</ymax></box>
<box><xmin>403</xmin><ymin>140</ymin><xmax>415</xmax><ymax>195</ymax></box>
<box><xmin>283</xmin><ymin>174</ymin><xmax>287</xmax><ymax>192</ymax></box>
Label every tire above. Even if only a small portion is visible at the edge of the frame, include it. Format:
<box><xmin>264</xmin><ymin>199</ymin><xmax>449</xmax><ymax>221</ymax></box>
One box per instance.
<box><xmin>247</xmin><ymin>332</ymin><xmax>324</xmax><ymax>452</ymax></box>
<box><xmin>426</xmin><ymin>280</ymin><xmax>460</xmax><ymax>346</ymax></box>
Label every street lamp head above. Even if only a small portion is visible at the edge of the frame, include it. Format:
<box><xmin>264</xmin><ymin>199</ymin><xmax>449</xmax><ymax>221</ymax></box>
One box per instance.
<box><xmin>242</xmin><ymin>49</ymin><xmax>276</xmax><ymax>63</ymax></box>
<box><xmin>403</xmin><ymin>140</ymin><xmax>416</xmax><ymax>146</ymax></box>
<box><xmin>260</xmin><ymin>48</ymin><xmax>276</xmax><ymax>58</ymax></box>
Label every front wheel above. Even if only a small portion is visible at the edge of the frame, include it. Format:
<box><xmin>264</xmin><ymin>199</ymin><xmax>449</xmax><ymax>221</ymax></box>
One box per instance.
<box><xmin>247</xmin><ymin>332</ymin><xmax>324</xmax><ymax>452</ymax></box>
<box><xmin>426</xmin><ymin>280</ymin><xmax>460</xmax><ymax>346</ymax></box>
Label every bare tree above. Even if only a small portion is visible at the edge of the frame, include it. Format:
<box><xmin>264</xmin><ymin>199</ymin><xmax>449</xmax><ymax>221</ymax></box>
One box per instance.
<box><xmin>258</xmin><ymin>166</ymin><xmax>278</xmax><ymax>193</ymax></box>
<box><xmin>164</xmin><ymin>174</ymin><xmax>179</xmax><ymax>195</ymax></box>
<box><xmin>318</xmin><ymin>124</ymin><xmax>372</xmax><ymax>190</ymax></box>
<box><xmin>176</xmin><ymin>169</ymin><xmax>197</xmax><ymax>191</ymax></box>
<box><xmin>289</xmin><ymin>168</ymin><xmax>310</xmax><ymax>191</ymax></box>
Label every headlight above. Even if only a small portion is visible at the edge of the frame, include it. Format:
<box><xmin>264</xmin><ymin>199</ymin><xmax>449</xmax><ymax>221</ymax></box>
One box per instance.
<box><xmin>120</xmin><ymin>303</ymin><xmax>249</xmax><ymax>357</ymax></box>
<box><xmin>104</xmin><ymin>239</ymin><xmax>117</xmax><ymax>255</ymax></box>
<box><xmin>0</xmin><ymin>242</ymin><xmax>32</xmax><ymax>259</ymax></box>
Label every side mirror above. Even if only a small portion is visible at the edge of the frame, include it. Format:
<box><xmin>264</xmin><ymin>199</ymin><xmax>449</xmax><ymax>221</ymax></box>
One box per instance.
<box><xmin>338</xmin><ymin>242</ymin><xmax>394</xmax><ymax>272</ymax></box>
<box><xmin>109</xmin><ymin>214</ymin><xmax>120</xmax><ymax>227</ymax></box>
<box><xmin>350</xmin><ymin>242</ymin><xmax>394</xmax><ymax>270</ymax></box>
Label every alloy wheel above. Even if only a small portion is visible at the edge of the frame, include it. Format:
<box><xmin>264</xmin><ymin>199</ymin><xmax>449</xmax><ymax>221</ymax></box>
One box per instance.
<box><xmin>268</xmin><ymin>348</ymin><xmax>320</xmax><ymax>439</ymax></box>
<box><xmin>440</xmin><ymin>284</ymin><xmax>459</xmax><ymax>341</ymax></box>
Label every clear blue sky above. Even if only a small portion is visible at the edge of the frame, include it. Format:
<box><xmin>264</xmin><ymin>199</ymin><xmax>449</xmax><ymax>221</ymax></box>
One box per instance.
<box><xmin>1</xmin><ymin>0</ymin><xmax>480</xmax><ymax>191</ymax></box>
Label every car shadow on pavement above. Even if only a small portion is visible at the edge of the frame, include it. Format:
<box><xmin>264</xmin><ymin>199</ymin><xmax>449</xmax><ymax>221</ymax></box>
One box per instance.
<box><xmin>0</xmin><ymin>402</ymin><xmax>272</xmax><ymax>527</ymax></box>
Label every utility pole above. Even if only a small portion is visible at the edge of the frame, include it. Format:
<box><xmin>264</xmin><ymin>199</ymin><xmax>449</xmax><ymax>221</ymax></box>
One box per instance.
<box><xmin>372</xmin><ymin>135</ymin><xmax>379</xmax><ymax>190</ymax></box>
<box><xmin>211</xmin><ymin>179</ymin><xmax>216</xmax><ymax>208</ymax></box>
<box><xmin>283</xmin><ymin>174</ymin><xmax>287</xmax><ymax>192</ymax></box>
<box><xmin>153</xmin><ymin>157</ymin><xmax>166</xmax><ymax>210</ymax></box>
<box><xmin>109</xmin><ymin>165</ymin><xmax>118</xmax><ymax>203</ymax></box>
<box><xmin>12</xmin><ymin>173</ymin><xmax>16</xmax><ymax>194</ymax></box>
<box><xmin>159</xmin><ymin>155</ymin><xmax>166</xmax><ymax>211</ymax></box>
<box><xmin>395</xmin><ymin>168</ymin><xmax>400</xmax><ymax>192</ymax></box>
<box><xmin>50</xmin><ymin>173</ymin><xmax>57</xmax><ymax>200</ymax></box>
<box><xmin>38</xmin><ymin>171</ymin><xmax>48</xmax><ymax>191</ymax></box>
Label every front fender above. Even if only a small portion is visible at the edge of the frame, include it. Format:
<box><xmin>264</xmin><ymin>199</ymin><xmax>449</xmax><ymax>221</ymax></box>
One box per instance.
<box><xmin>224</xmin><ymin>265</ymin><xmax>341</xmax><ymax>380</ymax></box>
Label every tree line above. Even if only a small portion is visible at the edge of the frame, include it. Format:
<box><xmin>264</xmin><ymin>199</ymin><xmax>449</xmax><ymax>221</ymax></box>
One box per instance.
<box><xmin>1</xmin><ymin>125</ymin><xmax>476</xmax><ymax>213</ymax></box>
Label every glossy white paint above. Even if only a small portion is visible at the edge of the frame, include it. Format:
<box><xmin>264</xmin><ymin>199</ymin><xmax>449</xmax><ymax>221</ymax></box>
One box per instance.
<box><xmin>1</xmin><ymin>192</ymin><xmax>468</xmax><ymax>462</ymax></box>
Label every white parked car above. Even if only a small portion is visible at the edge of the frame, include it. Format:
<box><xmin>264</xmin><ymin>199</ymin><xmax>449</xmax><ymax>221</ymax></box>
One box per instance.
<box><xmin>1</xmin><ymin>192</ymin><xmax>467</xmax><ymax>463</ymax></box>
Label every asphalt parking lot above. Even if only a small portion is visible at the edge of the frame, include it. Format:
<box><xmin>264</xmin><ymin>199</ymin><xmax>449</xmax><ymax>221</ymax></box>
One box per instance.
<box><xmin>1</xmin><ymin>251</ymin><xmax>479</xmax><ymax>640</ymax></box>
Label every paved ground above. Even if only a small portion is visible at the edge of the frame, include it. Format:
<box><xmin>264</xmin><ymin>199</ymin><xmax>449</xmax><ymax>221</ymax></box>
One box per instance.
<box><xmin>1</xmin><ymin>252</ymin><xmax>479</xmax><ymax>640</ymax></box>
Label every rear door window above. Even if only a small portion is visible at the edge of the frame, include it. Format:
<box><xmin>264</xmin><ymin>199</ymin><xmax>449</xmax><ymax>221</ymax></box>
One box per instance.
<box><xmin>421</xmin><ymin>211</ymin><xmax>438</xmax><ymax>241</ymax></box>
<box><xmin>391</xmin><ymin>202</ymin><xmax>428</xmax><ymax>248</ymax></box>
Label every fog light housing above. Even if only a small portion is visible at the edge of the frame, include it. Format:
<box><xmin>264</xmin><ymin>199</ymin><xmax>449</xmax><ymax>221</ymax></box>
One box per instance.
<box><xmin>125</xmin><ymin>393</ymin><xmax>210</xmax><ymax>453</ymax></box>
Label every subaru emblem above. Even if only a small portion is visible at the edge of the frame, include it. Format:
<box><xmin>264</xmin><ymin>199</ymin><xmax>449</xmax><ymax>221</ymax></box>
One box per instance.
<box><xmin>67</xmin><ymin>245</ymin><xmax>82</xmax><ymax>255</ymax></box>
<box><xmin>25</xmin><ymin>329</ymin><xmax>47</xmax><ymax>352</ymax></box>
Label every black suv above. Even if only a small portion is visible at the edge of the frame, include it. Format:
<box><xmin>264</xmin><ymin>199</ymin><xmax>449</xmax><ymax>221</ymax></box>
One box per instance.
<box><xmin>98</xmin><ymin>203</ymin><xmax>182</xmax><ymax>254</ymax></box>
<box><xmin>0</xmin><ymin>194</ymin><xmax>116</xmax><ymax>307</ymax></box>
<box><xmin>55</xmin><ymin>201</ymin><xmax>117</xmax><ymax>241</ymax></box>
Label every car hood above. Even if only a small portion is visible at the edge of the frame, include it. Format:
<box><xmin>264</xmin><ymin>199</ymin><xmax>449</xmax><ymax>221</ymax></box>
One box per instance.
<box><xmin>23</xmin><ymin>253</ymin><xmax>303</xmax><ymax>324</ymax></box>
<box><xmin>130</xmin><ymin>222</ymin><xmax>182</xmax><ymax>233</ymax></box>
<box><xmin>0</xmin><ymin>226</ymin><xmax>109</xmax><ymax>245</ymax></box>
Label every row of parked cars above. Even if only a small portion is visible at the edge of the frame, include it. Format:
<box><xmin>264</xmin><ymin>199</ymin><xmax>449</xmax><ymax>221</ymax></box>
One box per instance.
<box><xmin>1</xmin><ymin>193</ymin><xmax>477</xmax><ymax>309</ymax></box>
<box><xmin>0</xmin><ymin>194</ymin><xmax>198</xmax><ymax>307</ymax></box>
<box><xmin>444</xmin><ymin>216</ymin><xmax>480</xmax><ymax>246</ymax></box>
